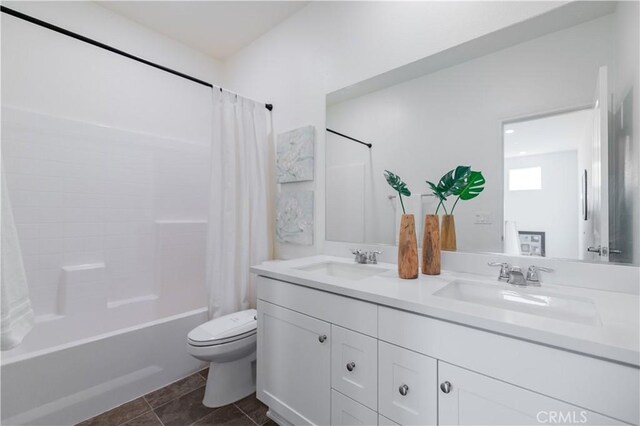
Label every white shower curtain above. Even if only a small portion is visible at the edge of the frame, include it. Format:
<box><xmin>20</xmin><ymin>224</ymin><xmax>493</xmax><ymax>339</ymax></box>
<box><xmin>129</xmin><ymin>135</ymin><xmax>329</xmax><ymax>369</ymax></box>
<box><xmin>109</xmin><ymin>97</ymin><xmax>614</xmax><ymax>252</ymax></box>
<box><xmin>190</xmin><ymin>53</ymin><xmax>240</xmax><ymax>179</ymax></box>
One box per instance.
<box><xmin>1</xmin><ymin>167</ymin><xmax>34</xmax><ymax>350</ymax></box>
<box><xmin>206</xmin><ymin>90</ymin><xmax>272</xmax><ymax>318</ymax></box>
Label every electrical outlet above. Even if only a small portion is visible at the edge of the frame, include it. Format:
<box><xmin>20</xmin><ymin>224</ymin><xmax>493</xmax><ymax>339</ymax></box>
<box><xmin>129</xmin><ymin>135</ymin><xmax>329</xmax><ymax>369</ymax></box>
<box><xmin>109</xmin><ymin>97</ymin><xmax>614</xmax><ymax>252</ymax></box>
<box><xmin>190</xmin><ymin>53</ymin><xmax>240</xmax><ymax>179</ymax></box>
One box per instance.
<box><xmin>474</xmin><ymin>211</ymin><xmax>492</xmax><ymax>224</ymax></box>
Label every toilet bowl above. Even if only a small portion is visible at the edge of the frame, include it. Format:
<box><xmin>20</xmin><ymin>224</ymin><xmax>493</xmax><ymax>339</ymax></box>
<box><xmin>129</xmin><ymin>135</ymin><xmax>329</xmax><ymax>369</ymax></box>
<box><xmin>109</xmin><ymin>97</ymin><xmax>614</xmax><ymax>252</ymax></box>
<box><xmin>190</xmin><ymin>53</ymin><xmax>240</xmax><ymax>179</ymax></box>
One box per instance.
<box><xmin>187</xmin><ymin>309</ymin><xmax>257</xmax><ymax>408</ymax></box>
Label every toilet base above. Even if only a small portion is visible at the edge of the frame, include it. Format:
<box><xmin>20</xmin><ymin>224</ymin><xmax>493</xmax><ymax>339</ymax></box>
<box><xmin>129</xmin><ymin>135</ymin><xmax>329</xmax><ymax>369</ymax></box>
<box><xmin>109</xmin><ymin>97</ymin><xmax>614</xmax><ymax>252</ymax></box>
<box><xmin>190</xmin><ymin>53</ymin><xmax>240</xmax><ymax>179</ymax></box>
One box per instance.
<box><xmin>202</xmin><ymin>352</ymin><xmax>257</xmax><ymax>408</ymax></box>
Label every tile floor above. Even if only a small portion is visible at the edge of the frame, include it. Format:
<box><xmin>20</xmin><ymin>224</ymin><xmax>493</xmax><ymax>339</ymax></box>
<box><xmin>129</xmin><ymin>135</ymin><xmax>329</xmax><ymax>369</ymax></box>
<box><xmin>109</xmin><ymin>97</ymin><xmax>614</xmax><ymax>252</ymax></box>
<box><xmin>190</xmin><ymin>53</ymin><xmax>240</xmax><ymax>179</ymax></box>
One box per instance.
<box><xmin>77</xmin><ymin>369</ymin><xmax>275</xmax><ymax>426</ymax></box>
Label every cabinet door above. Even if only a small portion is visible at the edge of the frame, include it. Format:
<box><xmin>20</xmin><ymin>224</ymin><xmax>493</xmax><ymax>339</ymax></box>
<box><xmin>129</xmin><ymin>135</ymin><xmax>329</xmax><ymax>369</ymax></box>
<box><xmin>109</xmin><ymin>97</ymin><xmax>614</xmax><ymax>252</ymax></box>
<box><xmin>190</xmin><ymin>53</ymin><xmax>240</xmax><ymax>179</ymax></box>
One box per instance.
<box><xmin>257</xmin><ymin>300</ymin><xmax>331</xmax><ymax>426</ymax></box>
<box><xmin>331</xmin><ymin>390</ymin><xmax>378</xmax><ymax>426</ymax></box>
<box><xmin>378</xmin><ymin>415</ymin><xmax>400</xmax><ymax>426</ymax></box>
<box><xmin>438</xmin><ymin>362</ymin><xmax>624</xmax><ymax>426</ymax></box>
<box><xmin>331</xmin><ymin>325</ymin><xmax>378</xmax><ymax>410</ymax></box>
<box><xmin>378</xmin><ymin>341</ymin><xmax>437</xmax><ymax>425</ymax></box>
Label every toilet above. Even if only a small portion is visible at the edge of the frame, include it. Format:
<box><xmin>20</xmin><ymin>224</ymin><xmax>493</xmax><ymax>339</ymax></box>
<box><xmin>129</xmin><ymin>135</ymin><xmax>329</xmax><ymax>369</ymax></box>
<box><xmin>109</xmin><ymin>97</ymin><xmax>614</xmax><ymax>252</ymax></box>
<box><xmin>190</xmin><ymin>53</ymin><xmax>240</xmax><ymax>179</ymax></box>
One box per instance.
<box><xmin>187</xmin><ymin>309</ymin><xmax>257</xmax><ymax>408</ymax></box>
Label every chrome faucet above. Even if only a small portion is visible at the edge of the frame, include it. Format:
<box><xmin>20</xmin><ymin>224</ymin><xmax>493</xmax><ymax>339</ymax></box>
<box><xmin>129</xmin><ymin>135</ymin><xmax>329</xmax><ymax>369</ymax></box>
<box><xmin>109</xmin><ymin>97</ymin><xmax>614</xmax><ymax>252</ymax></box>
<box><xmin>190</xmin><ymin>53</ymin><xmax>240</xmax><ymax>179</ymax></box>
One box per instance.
<box><xmin>525</xmin><ymin>265</ymin><xmax>553</xmax><ymax>286</ymax></box>
<box><xmin>351</xmin><ymin>249</ymin><xmax>382</xmax><ymax>264</ymax></box>
<box><xmin>488</xmin><ymin>262</ymin><xmax>511</xmax><ymax>281</ymax></box>
<box><xmin>488</xmin><ymin>262</ymin><xmax>552</xmax><ymax>286</ymax></box>
<box><xmin>506</xmin><ymin>266</ymin><xmax>527</xmax><ymax>286</ymax></box>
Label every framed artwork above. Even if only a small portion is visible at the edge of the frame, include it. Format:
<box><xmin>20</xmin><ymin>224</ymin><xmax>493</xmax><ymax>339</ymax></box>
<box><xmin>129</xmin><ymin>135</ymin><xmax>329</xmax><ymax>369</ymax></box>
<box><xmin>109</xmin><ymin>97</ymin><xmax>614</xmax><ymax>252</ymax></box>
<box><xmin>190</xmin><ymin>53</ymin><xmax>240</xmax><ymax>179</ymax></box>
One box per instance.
<box><xmin>518</xmin><ymin>231</ymin><xmax>545</xmax><ymax>257</ymax></box>
<box><xmin>276</xmin><ymin>125</ymin><xmax>315</xmax><ymax>183</ymax></box>
<box><xmin>276</xmin><ymin>191</ymin><xmax>314</xmax><ymax>245</ymax></box>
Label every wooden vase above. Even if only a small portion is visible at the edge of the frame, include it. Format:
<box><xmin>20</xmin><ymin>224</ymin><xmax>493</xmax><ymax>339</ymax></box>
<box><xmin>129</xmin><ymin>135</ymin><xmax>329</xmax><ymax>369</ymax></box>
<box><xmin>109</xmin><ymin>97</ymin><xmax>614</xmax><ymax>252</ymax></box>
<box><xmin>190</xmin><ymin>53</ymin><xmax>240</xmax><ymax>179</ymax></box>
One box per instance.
<box><xmin>421</xmin><ymin>214</ymin><xmax>441</xmax><ymax>275</ymax></box>
<box><xmin>441</xmin><ymin>214</ymin><xmax>457</xmax><ymax>251</ymax></box>
<box><xmin>398</xmin><ymin>214</ymin><xmax>418</xmax><ymax>279</ymax></box>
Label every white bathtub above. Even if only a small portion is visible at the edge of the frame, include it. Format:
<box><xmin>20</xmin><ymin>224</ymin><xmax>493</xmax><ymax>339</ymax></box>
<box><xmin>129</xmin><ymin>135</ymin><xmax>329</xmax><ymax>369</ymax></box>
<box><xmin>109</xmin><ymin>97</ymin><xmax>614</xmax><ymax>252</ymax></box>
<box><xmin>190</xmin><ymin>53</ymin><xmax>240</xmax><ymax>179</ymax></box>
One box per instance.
<box><xmin>0</xmin><ymin>296</ymin><xmax>208</xmax><ymax>425</ymax></box>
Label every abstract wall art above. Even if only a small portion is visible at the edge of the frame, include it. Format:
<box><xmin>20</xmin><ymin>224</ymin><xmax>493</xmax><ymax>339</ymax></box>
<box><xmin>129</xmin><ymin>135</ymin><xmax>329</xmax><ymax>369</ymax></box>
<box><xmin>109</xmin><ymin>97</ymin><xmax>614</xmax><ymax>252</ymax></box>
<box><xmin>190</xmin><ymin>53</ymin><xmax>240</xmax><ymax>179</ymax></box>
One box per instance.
<box><xmin>276</xmin><ymin>191</ymin><xmax>314</xmax><ymax>245</ymax></box>
<box><xmin>276</xmin><ymin>125</ymin><xmax>314</xmax><ymax>183</ymax></box>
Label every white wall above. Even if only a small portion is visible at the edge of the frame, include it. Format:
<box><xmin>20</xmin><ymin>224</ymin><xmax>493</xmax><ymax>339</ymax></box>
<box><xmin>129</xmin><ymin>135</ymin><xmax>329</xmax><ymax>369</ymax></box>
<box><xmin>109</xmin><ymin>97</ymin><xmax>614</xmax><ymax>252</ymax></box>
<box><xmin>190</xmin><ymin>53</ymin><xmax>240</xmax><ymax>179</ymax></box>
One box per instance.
<box><xmin>1</xmin><ymin>2</ymin><xmax>221</xmax><ymax>317</ymax></box>
<box><xmin>505</xmin><ymin>151</ymin><xmax>579</xmax><ymax>259</ymax></box>
<box><xmin>223</xmin><ymin>1</ymin><xmax>571</xmax><ymax>258</ymax></box>
<box><xmin>324</xmin><ymin>15</ymin><xmax>612</xmax><ymax>253</ymax></box>
<box><xmin>1</xmin><ymin>1</ymin><xmax>223</xmax><ymax>139</ymax></box>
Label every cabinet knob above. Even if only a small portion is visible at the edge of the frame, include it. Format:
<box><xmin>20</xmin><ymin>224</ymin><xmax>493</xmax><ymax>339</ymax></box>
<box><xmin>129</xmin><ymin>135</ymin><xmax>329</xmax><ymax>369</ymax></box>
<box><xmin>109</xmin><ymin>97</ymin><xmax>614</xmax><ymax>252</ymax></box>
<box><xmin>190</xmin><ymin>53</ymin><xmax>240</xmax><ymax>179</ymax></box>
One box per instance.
<box><xmin>346</xmin><ymin>362</ymin><xmax>356</xmax><ymax>372</ymax></box>
<box><xmin>440</xmin><ymin>381</ymin><xmax>452</xmax><ymax>394</ymax></box>
<box><xmin>398</xmin><ymin>384</ymin><xmax>409</xmax><ymax>396</ymax></box>
<box><xmin>318</xmin><ymin>335</ymin><xmax>327</xmax><ymax>343</ymax></box>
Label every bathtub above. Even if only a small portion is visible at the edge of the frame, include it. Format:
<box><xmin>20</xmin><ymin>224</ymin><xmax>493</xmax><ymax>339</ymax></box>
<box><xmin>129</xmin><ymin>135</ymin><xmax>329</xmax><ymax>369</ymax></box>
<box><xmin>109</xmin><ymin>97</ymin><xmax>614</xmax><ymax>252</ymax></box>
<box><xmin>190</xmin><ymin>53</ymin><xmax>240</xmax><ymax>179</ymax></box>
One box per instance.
<box><xmin>0</xmin><ymin>296</ymin><xmax>208</xmax><ymax>425</ymax></box>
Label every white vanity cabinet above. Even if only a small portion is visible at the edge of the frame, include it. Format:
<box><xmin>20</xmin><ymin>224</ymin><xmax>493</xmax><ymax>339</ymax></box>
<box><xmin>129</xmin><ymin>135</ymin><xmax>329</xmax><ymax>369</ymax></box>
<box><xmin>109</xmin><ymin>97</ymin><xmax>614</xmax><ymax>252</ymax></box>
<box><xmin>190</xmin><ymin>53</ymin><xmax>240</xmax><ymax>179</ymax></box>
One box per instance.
<box><xmin>378</xmin><ymin>342</ymin><xmax>437</xmax><ymax>425</ymax></box>
<box><xmin>255</xmin><ymin>276</ymin><xmax>638</xmax><ymax>426</ymax></box>
<box><xmin>438</xmin><ymin>362</ymin><xmax>625</xmax><ymax>426</ymax></box>
<box><xmin>331</xmin><ymin>390</ymin><xmax>378</xmax><ymax>426</ymax></box>
<box><xmin>331</xmin><ymin>325</ymin><xmax>378</xmax><ymax>410</ymax></box>
<box><xmin>257</xmin><ymin>300</ymin><xmax>331</xmax><ymax>425</ymax></box>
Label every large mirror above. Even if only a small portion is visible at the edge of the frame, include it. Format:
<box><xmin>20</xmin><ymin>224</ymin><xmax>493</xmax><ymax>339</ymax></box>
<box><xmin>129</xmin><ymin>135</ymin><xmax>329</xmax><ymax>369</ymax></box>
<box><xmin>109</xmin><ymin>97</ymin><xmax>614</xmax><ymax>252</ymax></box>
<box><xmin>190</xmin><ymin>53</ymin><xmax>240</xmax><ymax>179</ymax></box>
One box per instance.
<box><xmin>325</xmin><ymin>1</ymin><xmax>639</xmax><ymax>265</ymax></box>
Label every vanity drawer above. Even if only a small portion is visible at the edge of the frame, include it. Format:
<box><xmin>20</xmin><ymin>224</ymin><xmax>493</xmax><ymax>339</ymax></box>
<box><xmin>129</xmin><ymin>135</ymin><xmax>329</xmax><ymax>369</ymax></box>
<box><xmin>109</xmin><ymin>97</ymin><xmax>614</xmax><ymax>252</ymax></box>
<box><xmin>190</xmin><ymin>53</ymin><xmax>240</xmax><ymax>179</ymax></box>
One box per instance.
<box><xmin>331</xmin><ymin>390</ymin><xmax>377</xmax><ymax>426</ymax></box>
<box><xmin>331</xmin><ymin>325</ymin><xmax>378</xmax><ymax>410</ymax></box>
<box><xmin>256</xmin><ymin>276</ymin><xmax>378</xmax><ymax>336</ymax></box>
<box><xmin>378</xmin><ymin>341</ymin><xmax>437</xmax><ymax>426</ymax></box>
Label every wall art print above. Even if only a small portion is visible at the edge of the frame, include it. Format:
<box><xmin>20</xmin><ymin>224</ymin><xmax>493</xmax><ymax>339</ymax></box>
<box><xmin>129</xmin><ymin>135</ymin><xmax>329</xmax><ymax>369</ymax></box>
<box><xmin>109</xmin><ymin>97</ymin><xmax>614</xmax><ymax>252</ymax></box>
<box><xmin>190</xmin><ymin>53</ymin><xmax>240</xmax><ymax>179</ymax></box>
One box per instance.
<box><xmin>276</xmin><ymin>191</ymin><xmax>314</xmax><ymax>245</ymax></box>
<box><xmin>276</xmin><ymin>125</ymin><xmax>314</xmax><ymax>183</ymax></box>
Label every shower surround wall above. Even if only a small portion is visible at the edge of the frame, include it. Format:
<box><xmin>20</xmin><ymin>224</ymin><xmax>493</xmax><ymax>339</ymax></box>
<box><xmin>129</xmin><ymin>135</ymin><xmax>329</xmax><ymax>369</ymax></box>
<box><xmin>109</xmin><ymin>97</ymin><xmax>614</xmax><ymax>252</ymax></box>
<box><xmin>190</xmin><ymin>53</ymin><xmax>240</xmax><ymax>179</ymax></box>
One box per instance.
<box><xmin>1</xmin><ymin>2</ymin><xmax>221</xmax><ymax>317</ymax></box>
<box><xmin>2</xmin><ymin>108</ymin><xmax>209</xmax><ymax>317</ymax></box>
<box><xmin>1</xmin><ymin>2</ymin><xmax>222</xmax><ymax>423</ymax></box>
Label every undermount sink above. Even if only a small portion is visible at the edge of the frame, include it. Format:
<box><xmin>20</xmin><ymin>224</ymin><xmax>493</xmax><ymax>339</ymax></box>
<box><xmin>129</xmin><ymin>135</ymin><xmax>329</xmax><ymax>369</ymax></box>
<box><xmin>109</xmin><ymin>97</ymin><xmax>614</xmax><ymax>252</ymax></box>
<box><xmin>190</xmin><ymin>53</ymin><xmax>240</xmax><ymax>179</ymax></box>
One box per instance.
<box><xmin>434</xmin><ymin>280</ymin><xmax>600</xmax><ymax>326</ymax></box>
<box><xmin>296</xmin><ymin>261</ymin><xmax>389</xmax><ymax>280</ymax></box>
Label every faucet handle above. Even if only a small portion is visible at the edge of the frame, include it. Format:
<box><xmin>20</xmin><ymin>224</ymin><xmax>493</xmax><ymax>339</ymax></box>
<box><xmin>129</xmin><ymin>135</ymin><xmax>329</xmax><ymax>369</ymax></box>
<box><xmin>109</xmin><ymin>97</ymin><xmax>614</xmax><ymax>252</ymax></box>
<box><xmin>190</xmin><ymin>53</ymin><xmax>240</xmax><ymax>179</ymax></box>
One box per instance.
<box><xmin>488</xmin><ymin>262</ymin><xmax>511</xmax><ymax>281</ymax></box>
<box><xmin>526</xmin><ymin>265</ymin><xmax>553</xmax><ymax>284</ymax></box>
<box><xmin>351</xmin><ymin>249</ymin><xmax>366</xmax><ymax>263</ymax></box>
<box><xmin>368</xmin><ymin>250</ymin><xmax>382</xmax><ymax>264</ymax></box>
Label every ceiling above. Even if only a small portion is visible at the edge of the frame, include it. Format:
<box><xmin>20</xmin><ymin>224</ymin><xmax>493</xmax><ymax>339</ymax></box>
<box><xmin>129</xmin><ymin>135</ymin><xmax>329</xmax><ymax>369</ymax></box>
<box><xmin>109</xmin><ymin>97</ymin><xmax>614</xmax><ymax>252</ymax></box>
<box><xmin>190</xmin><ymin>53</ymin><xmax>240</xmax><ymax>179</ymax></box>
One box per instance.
<box><xmin>97</xmin><ymin>1</ymin><xmax>307</xmax><ymax>60</ymax></box>
<box><xmin>504</xmin><ymin>108</ymin><xmax>594</xmax><ymax>158</ymax></box>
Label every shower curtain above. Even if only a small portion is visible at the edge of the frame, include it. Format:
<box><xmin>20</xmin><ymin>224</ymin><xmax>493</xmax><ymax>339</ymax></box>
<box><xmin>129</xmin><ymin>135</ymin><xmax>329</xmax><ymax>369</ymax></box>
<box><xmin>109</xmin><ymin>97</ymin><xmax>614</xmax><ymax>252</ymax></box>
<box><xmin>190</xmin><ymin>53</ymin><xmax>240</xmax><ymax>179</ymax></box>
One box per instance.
<box><xmin>1</xmin><ymin>167</ymin><xmax>34</xmax><ymax>350</ymax></box>
<box><xmin>206</xmin><ymin>90</ymin><xmax>272</xmax><ymax>318</ymax></box>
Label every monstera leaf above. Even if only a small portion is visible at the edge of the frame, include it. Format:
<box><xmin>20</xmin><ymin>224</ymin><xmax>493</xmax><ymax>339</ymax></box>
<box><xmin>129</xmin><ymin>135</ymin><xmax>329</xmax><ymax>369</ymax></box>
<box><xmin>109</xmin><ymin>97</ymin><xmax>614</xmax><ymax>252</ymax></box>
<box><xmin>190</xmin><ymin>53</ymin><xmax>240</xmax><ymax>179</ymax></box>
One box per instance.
<box><xmin>439</xmin><ymin>166</ymin><xmax>471</xmax><ymax>196</ymax></box>
<box><xmin>426</xmin><ymin>181</ymin><xmax>446</xmax><ymax>202</ymax></box>
<box><xmin>384</xmin><ymin>170</ymin><xmax>411</xmax><ymax>214</ymax></box>
<box><xmin>451</xmin><ymin>170</ymin><xmax>486</xmax><ymax>213</ymax></box>
<box><xmin>426</xmin><ymin>166</ymin><xmax>470</xmax><ymax>214</ymax></box>
<box><xmin>426</xmin><ymin>166</ymin><xmax>485</xmax><ymax>214</ymax></box>
<box><xmin>458</xmin><ymin>171</ymin><xmax>485</xmax><ymax>200</ymax></box>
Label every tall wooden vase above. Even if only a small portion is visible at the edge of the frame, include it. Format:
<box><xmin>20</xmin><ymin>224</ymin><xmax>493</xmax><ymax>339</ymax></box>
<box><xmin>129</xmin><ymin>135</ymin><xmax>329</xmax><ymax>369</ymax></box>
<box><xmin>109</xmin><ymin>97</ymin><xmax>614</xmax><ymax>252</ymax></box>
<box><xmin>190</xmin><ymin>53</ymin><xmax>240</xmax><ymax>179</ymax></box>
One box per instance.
<box><xmin>441</xmin><ymin>214</ymin><xmax>457</xmax><ymax>251</ymax></box>
<box><xmin>398</xmin><ymin>214</ymin><xmax>418</xmax><ymax>279</ymax></box>
<box><xmin>422</xmin><ymin>214</ymin><xmax>441</xmax><ymax>275</ymax></box>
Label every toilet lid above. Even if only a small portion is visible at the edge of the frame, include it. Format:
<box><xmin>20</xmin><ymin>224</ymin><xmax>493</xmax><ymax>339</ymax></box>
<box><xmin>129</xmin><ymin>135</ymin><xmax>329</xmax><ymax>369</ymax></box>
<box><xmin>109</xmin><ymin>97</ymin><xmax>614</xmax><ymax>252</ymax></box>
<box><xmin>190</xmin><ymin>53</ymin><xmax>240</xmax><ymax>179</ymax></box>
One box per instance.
<box><xmin>188</xmin><ymin>309</ymin><xmax>257</xmax><ymax>346</ymax></box>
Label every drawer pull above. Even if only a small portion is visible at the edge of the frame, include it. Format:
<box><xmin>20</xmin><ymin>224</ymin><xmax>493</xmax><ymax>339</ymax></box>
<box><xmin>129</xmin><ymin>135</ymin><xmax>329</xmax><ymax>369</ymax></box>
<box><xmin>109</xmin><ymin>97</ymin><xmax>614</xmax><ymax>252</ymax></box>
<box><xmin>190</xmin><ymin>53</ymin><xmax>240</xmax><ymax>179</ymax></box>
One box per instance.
<box><xmin>398</xmin><ymin>384</ymin><xmax>409</xmax><ymax>396</ymax></box>
<box><xmin>346</xmin><ymin>362</ymin><xmax>356</xmax><ymax>372</ymax></box>
<box><xmin>318</xmin><ymin>335</ymin><xmax>327</xmax><ymax>343</ymax></box>
<box><xmin>440</xmin><ymin>381</ymin><xmax>452</xmax><ymax>394</ymax></box>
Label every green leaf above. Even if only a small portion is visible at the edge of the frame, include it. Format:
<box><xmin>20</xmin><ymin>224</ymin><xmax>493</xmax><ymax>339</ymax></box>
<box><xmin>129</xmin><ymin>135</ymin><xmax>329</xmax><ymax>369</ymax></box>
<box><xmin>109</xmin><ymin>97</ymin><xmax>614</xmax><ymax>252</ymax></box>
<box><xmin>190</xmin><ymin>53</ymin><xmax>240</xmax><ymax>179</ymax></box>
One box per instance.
<box><xmin>384</xmin><ymin>170</ymin><xmax>411</xmax><ymax>197</ymax></box>
<box><xmin>441</xmin><ymin>166</ymin><xmax>471</xmax><ymax>196</ymax></box>
<box><xmin>426</xmin><ymin>180</ymin><xmax>446</xmax><ymax>202</ymax></box>
<box><xmin>458</xmin><ymin>171</ymin><xmax>485</xmax><ymax>200</ymax></box>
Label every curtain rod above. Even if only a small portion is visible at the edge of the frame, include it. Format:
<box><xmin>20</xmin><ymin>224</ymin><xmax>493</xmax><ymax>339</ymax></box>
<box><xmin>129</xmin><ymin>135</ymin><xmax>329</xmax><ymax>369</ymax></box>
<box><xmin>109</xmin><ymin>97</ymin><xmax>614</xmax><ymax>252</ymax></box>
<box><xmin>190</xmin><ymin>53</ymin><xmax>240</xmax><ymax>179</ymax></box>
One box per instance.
<box><xmin>0</xmin><ymin>5</ymin><xmax>273</xmax><ymax>112</ymax></box>
<box><xmin>326</xmin><ymin>128</ymin><xmax>372</xmax><ymax>148</ymax></box>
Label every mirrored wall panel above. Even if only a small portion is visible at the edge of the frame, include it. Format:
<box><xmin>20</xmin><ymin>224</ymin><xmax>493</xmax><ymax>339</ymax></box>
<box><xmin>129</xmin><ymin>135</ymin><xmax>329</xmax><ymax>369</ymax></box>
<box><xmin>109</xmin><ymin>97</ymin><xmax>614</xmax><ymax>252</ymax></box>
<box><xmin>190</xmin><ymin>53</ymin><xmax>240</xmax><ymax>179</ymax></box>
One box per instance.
<box><xmin>325</xmin><ymin>1</ymin><xmax>639</xmax><ymax>265</ymax></box>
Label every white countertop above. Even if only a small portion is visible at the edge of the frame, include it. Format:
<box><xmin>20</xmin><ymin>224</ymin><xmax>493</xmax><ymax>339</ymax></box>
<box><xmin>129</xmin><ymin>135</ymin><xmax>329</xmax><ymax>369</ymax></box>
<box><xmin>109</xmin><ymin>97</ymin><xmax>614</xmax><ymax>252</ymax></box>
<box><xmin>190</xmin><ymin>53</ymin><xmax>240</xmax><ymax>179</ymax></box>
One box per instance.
<box><xmin>251</xmin><ymin>255</ymin><xmax>640</xmax><ymax>367</ymax></box>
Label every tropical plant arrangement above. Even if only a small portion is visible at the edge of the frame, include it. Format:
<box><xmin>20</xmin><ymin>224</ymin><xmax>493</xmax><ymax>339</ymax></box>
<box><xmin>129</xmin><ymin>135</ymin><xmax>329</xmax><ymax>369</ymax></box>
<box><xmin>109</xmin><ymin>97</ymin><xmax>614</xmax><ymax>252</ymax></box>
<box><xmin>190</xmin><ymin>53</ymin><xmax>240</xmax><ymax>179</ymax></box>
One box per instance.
<box><xmin>383</xmin><ymin>170</ymin><xmax>418</xmax><ymax>279</ymax></box>
<box><xmin>426</xmin><ymin>165</ymin><xmax>485</xmax><ymax>252</ymax></box>
<box><xmin>425</xmin><ymin>165</ymin><xmax>486</xmax><ymax>214</ymax></box>
<box><xmin>384</xmin><ymin>170</ymin><xmax>411</xmax><ymax>214</ymax></box>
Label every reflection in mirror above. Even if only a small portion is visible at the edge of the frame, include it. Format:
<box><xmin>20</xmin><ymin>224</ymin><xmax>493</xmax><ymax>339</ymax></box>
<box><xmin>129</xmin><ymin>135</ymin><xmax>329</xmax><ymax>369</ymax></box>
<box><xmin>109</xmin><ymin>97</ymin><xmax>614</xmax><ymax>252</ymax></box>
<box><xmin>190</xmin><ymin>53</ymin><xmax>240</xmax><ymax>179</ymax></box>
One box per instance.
<box><xmin>503</xmin><ymin>108</ymin><xmax>594</xmax><ymax>261</ymax></box>
<box><xmin>325</xmin><ymin>1</ymin><xmax>639</xmax><ymax>265</ymax></box>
